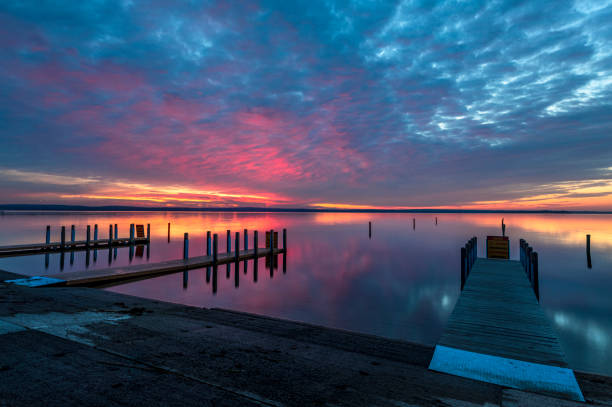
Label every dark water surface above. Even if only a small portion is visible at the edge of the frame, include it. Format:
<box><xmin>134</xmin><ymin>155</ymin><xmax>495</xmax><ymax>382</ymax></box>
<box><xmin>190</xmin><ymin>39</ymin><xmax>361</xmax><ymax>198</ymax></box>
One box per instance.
<box><xmin>0</xmin><ymin>211</ymin><xmax>610</xmax><ymax>376</ymax></box>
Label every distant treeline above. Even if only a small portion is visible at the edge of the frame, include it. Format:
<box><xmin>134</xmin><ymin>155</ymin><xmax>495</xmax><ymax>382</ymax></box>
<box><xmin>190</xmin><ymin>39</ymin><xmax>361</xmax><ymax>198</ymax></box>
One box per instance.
<box><xmin>0</xmin><ymin>204</ymin><xmax>610</xmax><ymax>214</ymax></box>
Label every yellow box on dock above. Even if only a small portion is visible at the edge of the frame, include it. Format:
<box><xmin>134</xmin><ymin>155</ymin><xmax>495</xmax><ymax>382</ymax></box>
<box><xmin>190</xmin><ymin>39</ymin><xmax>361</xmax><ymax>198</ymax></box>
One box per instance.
<box><xmin>487</xmin><ymin>236</ymin><xmax>509</xmax><ymax>259</ymax></box>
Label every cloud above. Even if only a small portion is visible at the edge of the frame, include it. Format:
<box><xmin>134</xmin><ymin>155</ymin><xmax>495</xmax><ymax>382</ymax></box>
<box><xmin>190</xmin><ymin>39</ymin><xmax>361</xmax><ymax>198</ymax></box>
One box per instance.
<box><xmin>0</xmin><ymin>0</ymin><xmax>611</xmax><ymax>209</ymax></box>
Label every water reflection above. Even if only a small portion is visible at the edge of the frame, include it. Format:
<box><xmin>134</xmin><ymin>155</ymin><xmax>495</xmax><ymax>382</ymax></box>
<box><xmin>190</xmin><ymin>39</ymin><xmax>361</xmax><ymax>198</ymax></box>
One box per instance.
<box><xmin>0</xmin><ymin>211</ymin><xmax>611</xmax><ymax>376</ymax></box>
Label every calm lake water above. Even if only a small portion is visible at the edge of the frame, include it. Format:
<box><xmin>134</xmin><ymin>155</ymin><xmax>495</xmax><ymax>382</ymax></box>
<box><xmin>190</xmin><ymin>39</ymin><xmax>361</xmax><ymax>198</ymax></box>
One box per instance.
<box><xmin>1</xmin><ymin>211</ymin><xmax>611</xmax><ymax>376</ymax></box>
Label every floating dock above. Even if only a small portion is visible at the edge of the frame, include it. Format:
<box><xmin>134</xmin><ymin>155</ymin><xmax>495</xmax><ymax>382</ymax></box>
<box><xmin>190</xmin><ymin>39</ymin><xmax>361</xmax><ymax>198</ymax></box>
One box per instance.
<box><xmin>430</xmin><ymin>242</ymin><xmax>584</xmax><ymax>401</ymax></box>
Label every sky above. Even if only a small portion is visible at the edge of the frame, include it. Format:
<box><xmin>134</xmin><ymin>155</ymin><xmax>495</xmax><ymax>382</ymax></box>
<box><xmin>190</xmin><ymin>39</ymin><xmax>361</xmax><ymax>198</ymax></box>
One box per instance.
<box><xmin>1</xmin><ymin>0</ymin><xmax>612</xmax><ymax>210</ymax></box>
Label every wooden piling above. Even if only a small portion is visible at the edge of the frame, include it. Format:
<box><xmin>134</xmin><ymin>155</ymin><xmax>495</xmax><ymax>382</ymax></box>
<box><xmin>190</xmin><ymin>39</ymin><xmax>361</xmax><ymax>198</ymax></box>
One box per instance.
<box><xmin>86</xmin><ymin>225</ymin><xmax>91</xmax><ymax>247</ymax></box>
<box><xmin>226</xmin><ymin>230</ymin><xmax>231</xmax><ymax>253</ymax></box>
<box><xmin>586</xmin><ymin>234</ymin><xmax>592</xmax><ymax>269</ymax></box>
<box><xmin>413</xmin><ymin>218</ymin><xmax>415</xmax><ymax>230</ymax></box>
<box><xmin>435</xmin><ymin>217</ymin><xmax>438</xmax><ymax>225</ymax></box>
<box><xmin>235</xmin><ymin>232</ymin><xmax>240</xmax><ymax>262</ymax></box>
<box><xmin>183</xmin><ymin>233</ymin><xmax>189</xmax><ymax>260</ymax></box>
<box><xmin>213</xmin><ymin>234</ymin><xmax>218</xmax><ymax>263</ymax></box>
<box><xmin>61</xmin><ymin>226</ymin><xmax>66</xmax><ymax>249</ymax></box>
<box><xmin>114</xmin><ymin>224</ymin><xmax>118</xmax><ymax>240</ymax></box>
<box><xmin>283</xmin><ymin>228</ymin><xmax>287</xmax><ymax>250</ymax></box>
<box><xmin>109</xmin><ymin>224</ymin><xmax>113</xmax><ymax>244</ymax></box>
<box><xmin>129</xmin><ymin>224</ymin><xmax>135</xmax><ymax>244</ymax></box>
<box><xmin>167</xmin><ymin>222</ymin><xmax>170</xmax><ymax>242</ymax></box>
<box><xmin>45</xmin><ymin>226</ymin><xmax>51</xmax><ymax>245</ymax></box>
<box><xmin>94</xmin><ymin>224</ymin><xmax>98</xmax><ymax>243</ymax></box>
<box><xmin>532</xmin><ymin>251</ymin><xmax>539</xmax><ymax>301</ymax></box>
<box><xmin>368</xmin><ymin>221</ymin><xmax>371</xmax><ymax>238</ymax></box>
<box><xmin>460</xmin><ymin>247</ymin><xmax>466</xmax><ymax>290</ymax></box>
<box><xmin>206</xmin><ymin>231</ymin><xmax>211</xmax><ymax>256</ymax></box>
<box><xmin>526</xmin><ymin>246</ymin><xmax>533</xmax><ymax>282</ymax></box>
<box><xmin>254</xmin><ymin>231</ymin><xmax>258</xmax><ymax>256</ymax></box>
<box><xmin>146</xmin><ymin>224</ymin><xmax>150</xmax><ymax>240</ymax></box>
<box><xmin>71</xmin><ymin>225</ymin><xmax>75</xmax><ymax>242</ymax></box>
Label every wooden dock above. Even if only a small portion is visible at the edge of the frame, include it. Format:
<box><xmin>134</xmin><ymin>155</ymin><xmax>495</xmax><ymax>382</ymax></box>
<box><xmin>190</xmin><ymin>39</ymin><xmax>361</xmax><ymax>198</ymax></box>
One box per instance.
<box><xmin>0</xmin><ymin>223</ymin><xmax>150</xmax><ymax>257</ymax></box>
<box><xmin>0</xmin><ymin>237</ymin><xmax>149</xmax><ymax>257</ymax></box>
<box><xmin>40</xmin><ymin>247</ymin><xmax>285</xmax><ymax>287</ymax></box>
<box><xmin>6</xmin><ymin>228</ymin><xmax>287</xmax><ymax>287</ymax></box>
<box><xmin>430</xmin><ymin>253</ymin><xmax>584</xmax><ymax>401</ymax></box>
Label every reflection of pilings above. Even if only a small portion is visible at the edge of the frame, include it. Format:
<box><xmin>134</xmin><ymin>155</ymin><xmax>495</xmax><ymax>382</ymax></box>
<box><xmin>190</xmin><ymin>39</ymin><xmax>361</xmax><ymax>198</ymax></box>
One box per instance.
<box><xmin>94</xmin><ymin>248</ymin><xmax>97</xmax><ymax>263</ymax></box>
<box><xmin>183</xmin><ymin>232</ymin><xmax>189</xmax><ymax>290</ymax></box>
<box><xmin>108</xmin><ymin>245</ymin><xmax>112</xmax><ymax>265</ymax></box>
<box><xmin>60</xmin><ymin>251</ymin><xmax>65</xmax><ymax>270</ymax></box>
<box><xmin>212</xmin><ymin>264</ymin><xmax>218</xmax><ymax>294</ymax></box>
<box><xmin>129</xmin><ymin>245</ymin><xmax>134</xmax><ymax>263</ymax></box>
<box><xmin>113</xmin><ymin>247</ymin><xmax>117</xmax><ymax>260</ymax></box>
<box><xmin>70</xmin><ymin>250</ymin><xmax>74</xmax><ymax>265</ymax></box>
<box><xmin>45</xmin><ymin>253</ymin><xmax>49</xmax><ymax>268</ymax></box>
<box><xmin>86</xmin><ymin>249</ymin><xmax>90</xmax><ymax>267</ymax></box>
<box><xmin>146</xmin><ymin>243</ymin><xmax>150</xmax><ymax>260</ymax></box>
<box><xmin>206</xmin><ymin>231</ymin><xmax>211</xmax><ymax>278</ymax></box>
<box><xmin>413</xmin><ymin>218</ymin><xmax>415</xmax><ymax>230</ymax></box>
<box><xmin>167</xmin><ymin>222</ymin><xmax>170</xmax><ymax>242</ymax></box>
<box><xmin>226</xmin><ymin>230</ymin><xmax>231</xmax><ymax>277</ymax></box>
<box><xmin>586</xmin><ymin>234</ymin><xmax>592</xmax><ymax>269</ymax></box>
<box><xmin>435</xmin><ymin>217</ymin><xmax>438</xmax><ymax>225</ymax></box>
<box><xmin>253</xmin><ymin>231</ymin><xmax>258</xmax><ymax>282</ymax></box>
<box><xmin>253</xmin><ymin>258</ymin><xmax>258</xmax><ymax>282</ymax></box>
<box><xmin>212</xmin><ymin>234</ymin><xmax>218</xmax><ymax>294</ymax></box>
<box><xmin>368</xmin><ymin>221</ymin><xmax>371</xmax><ymax>239</ymax></box>
<box><xmin>234</xmin><ymin>231</ymin><xmax>240</xmax><ymax>287</ymax></box>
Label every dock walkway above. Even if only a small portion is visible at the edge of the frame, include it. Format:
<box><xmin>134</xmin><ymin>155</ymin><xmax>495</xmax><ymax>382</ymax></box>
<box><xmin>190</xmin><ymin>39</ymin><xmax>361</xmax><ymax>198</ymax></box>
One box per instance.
<box><xmin>8</xmin><ymin>247</ymin><xmax>284</xmax><ymax>287</ymax></box>
<box><xmin>429</xmin><ymin>258</ymin><xmax>584</xmax><ymax>401</ymax></box>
